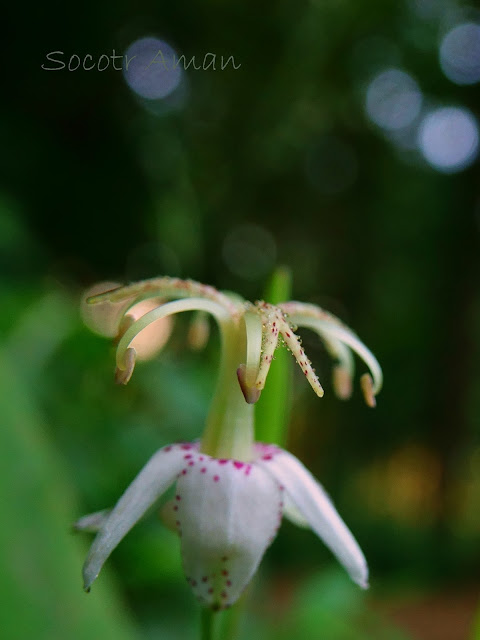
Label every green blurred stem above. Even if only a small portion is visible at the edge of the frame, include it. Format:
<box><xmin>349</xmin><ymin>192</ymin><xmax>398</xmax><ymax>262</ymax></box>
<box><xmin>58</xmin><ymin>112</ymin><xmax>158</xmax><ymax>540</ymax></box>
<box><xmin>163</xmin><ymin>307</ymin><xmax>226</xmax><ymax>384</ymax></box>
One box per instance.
<box><xmin>201</xmin><ymin>608</ymin><xmax>215</xmax><ymax>640</ymax></box>
<box><xmin>217</xmin><ymin>590</ymin><xmax>248</xmax><ymax>640</ymax></box>
<box><xmin>255</xmin><ymin>266</ymin><xmax>293</xmax><ymax>447</ymax></box>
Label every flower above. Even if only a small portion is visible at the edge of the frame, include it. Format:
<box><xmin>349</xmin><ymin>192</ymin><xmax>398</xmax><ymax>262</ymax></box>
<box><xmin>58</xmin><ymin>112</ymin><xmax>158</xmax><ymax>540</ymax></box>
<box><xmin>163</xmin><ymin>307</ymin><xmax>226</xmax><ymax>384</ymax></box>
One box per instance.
<box><xmin>79</xmin><ymin>441</ymin><xmax>368</xmax><ymax>610</ymax></box>
<box><xmin>78</xmin><ymin>276</ymin><xmax>382</xmax><ymax>610</ymax></box>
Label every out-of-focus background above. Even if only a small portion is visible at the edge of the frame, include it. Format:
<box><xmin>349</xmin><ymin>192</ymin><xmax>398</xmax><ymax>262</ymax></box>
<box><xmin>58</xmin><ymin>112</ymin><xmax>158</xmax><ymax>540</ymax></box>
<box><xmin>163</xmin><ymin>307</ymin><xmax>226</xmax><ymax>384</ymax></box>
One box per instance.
<box><xmin>1</xmin><ymin>1</ymin><xmax>479</xmax><ymax>639</ymax></box>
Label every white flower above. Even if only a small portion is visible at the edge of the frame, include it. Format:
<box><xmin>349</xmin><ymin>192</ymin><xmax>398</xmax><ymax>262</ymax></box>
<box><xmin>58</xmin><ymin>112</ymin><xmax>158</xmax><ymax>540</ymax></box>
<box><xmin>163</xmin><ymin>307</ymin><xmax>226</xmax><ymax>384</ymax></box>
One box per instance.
<box><xmin>78</xmin><ymin>276</ymin><xmax>382</xmax><ymax>610</ymax></box>
<box><xmin>80</xmin><ymin>441</ymin><xmax>367</xmax><ymax>610</ymax></box>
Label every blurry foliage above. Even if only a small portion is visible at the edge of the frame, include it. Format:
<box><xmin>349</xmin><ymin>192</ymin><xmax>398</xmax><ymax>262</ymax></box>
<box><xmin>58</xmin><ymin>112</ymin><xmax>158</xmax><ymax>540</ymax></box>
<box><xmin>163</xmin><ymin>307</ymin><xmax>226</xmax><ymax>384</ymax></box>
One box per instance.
<box><xmin>2</xmin><ymin>0</ymin><xmax>480</xmax><ymax>638</ymax></box>
<box><xmin>0</xmin><ymin>333</ymin><xmax>138</xmax><ymax>639</ymax></box>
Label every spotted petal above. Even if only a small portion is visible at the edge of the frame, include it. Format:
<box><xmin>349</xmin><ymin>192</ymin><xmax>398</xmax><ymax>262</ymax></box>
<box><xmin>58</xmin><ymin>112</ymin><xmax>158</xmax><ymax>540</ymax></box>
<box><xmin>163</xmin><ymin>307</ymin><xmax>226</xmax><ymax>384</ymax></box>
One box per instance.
<box><xmin>83</xmin><ymin>443</ymin><xmax>191</xmax><ymax>590</ymax></box>
<box><xmin>257</xmin><ymin>448</ymin><xmax>368</xmax><ymax>588</ymax></box>
<box><xmin>172</xmin><ymin>453</ymin><xmax>282</xmax><ymax>610</ymax></box>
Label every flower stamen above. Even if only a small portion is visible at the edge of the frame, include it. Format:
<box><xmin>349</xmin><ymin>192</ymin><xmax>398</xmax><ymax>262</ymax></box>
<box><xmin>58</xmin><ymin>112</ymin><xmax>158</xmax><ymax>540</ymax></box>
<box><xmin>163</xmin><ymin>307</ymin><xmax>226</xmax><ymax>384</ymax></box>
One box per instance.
<box><xmin>87</xmin><ymin>276</ymin><xmax>241</xmax><ymax>317</ymax></box>
<box><xmin>360</xmin><ymin>373</ymin><xmax>376</xmax><ymax>408</ymax></box>
<box><xmin>237</xmin><ymin>365</ymin><xmax>261</xmax><ymax>405</ymax></box>
<box><xmin>188</xmin><ymin>311</ymin><xmax>210</xmax><ymax>350</ymax></box>
<box><xmin>115</xmin><ymin>297</ymin><xmax>232</xmax><ymax>382</ymax></box>
<box><xmin>279</xmin><ymin>302</ymin><xmax>382</xmax><ymax>405</ymax></box>
<box><xmin>332</xmin><ymin>365</ymin><xmax>353</xmax><ymax>400</ymax></box>
<box><xmin>254</xmin><ymin>303</ymin><xmax>281</xmax><ymax>391</ymax></box>
<box><xmin>278</xmin><ymin>312</ymin><xmax>325</xmax><ymax>398</ymax></box>
<box><xmin>115</xmin><ymin>346</ymin><xmax>136</xmax><ymax>385</ymax></box>
<box><xmin>83</xmin><ymin>276</ymin><xmax>381</xmax><ymax>410</ymax></box>
<box><xmin>243</xmin><ymin>309</ymin><xmax>263</xmax><ymax>389</ymax></box>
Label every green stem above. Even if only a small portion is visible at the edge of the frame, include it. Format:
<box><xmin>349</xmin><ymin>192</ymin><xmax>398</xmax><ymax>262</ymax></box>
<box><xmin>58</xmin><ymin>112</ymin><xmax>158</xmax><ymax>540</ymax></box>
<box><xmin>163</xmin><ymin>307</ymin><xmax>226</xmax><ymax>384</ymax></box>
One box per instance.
<box><xmin>200</xmin><ymin>318</ymin><xmax>255</xmax><ymax>462</ymax></box>
<box><xmin>201</xmin><ymin>608</ymin><xmax>215</xmax><ymax>640</ymax></box>
<box><xmin>217</xmin><ymin>589</ymin><xmax>249</xmax><ymax>640</ymax></box>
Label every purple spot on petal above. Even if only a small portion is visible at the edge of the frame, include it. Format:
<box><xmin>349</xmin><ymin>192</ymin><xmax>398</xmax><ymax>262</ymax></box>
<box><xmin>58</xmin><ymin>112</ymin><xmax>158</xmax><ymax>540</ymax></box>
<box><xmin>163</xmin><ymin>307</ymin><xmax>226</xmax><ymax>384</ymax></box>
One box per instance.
<box><xmin>233</xmin><ymin>461</ymin><xmax>244</xmax><ymax>469</ymax></box>
<box><xmin>213</xmin><ymin>475</ymin><xmax>220</xmax><ymax>482</ymax></box>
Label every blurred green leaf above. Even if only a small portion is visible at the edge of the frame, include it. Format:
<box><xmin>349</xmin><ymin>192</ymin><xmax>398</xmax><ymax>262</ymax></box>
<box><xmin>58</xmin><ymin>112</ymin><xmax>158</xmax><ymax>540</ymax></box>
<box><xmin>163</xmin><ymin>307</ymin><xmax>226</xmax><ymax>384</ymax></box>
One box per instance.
<box><xmin>0</xmin><ymin>351</ymin><xmax>138</xmax><ymax>640</ymax></box>
<box><xmin>272</xmin><ymin>569</ymin><xmax>412</xmax><ymax>640</ymax></box>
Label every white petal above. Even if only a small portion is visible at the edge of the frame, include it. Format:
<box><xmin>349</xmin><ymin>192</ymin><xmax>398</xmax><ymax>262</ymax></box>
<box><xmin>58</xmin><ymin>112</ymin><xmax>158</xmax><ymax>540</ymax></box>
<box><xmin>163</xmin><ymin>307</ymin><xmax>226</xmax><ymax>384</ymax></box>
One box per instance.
<box><xmin>83</xmin><ymin>443</ymin><xmax>191</xmax><ymax>590</ymax></box>
<box><xmin>172</xmin><ymin>453</ymin><xmax>282</xmax><ymax>609</ymax></box>
<box><xmin>257</xmin><ymin>448</ymin><xmax>368</xmax><ymax>588</ymax></box>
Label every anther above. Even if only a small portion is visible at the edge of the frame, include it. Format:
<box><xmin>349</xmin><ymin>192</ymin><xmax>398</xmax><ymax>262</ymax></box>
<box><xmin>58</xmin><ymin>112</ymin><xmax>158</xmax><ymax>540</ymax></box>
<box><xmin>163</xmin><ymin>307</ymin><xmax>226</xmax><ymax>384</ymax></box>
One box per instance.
<box><xmin>360</xmin><ymin>373</ymin><xmax>376</xmax><ymax>408</ymax></box>
<box><xmin>333</xmin><ymin>365</ymin><xmax>352</xmax><ymax>400</ymax></box>
<box><xmin>237</xmin><ymin>365</ymin><xmax>261</xmax><ymax>404</ymax></box>
<box><xmin>115</xmin><ymin>347</ymin><xmax>136</xmax><ymax>385</ymax></box>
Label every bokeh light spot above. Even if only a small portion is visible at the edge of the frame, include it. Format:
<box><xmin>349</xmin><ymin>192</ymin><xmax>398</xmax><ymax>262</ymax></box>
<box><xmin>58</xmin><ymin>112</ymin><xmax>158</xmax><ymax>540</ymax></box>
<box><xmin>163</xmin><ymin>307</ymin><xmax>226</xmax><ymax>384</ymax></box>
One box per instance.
<box><xmin>81</xmin><ymin>282</ymin><xmax>172</xmax><ymax>361</ymax></box>
<box><xmin>417</xmin><ymin>107</ymin><xmax>479</xmax><ymax>173</ymax></box>
<box><xmin>365</xmin><ymin>68</ymin><xmax>422</xmax><ymax>131</ymax></box>
<box><xmin>440</xmin><ymin>23</ymin><xmax>480</xmax><ymax>85</ymax></box>
<box><xmin>123</xmin><ymin>37</ymin><xmax>182</xmax><ymax>100</ymax></box>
